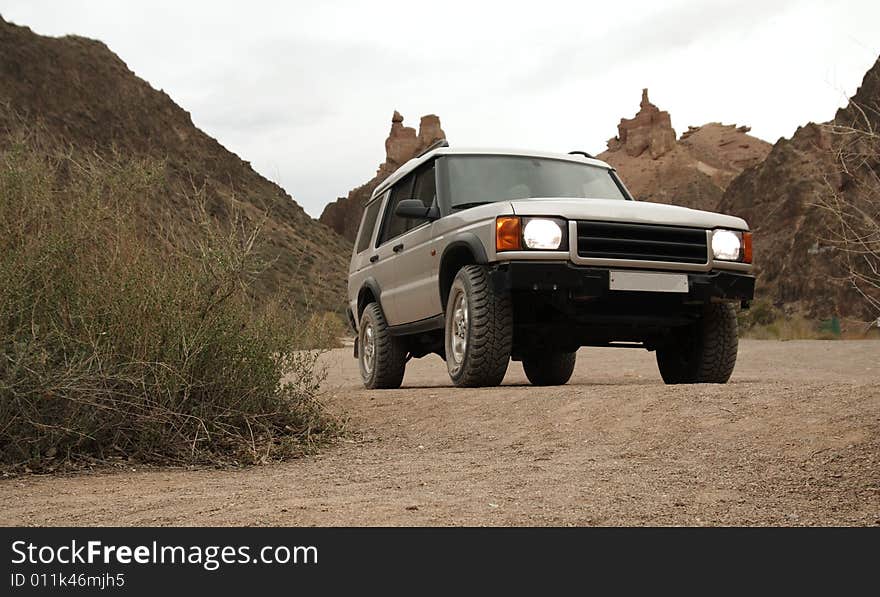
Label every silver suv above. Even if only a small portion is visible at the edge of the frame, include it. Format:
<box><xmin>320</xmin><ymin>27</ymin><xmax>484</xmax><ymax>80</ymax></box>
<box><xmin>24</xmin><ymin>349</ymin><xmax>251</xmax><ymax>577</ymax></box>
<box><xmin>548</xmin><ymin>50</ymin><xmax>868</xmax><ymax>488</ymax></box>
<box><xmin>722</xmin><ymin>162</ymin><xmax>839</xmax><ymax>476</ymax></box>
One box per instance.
<box><xmin>347</xmin><ymin>144</ymin><xmax>755</xmax><ymax>389</ymax></box>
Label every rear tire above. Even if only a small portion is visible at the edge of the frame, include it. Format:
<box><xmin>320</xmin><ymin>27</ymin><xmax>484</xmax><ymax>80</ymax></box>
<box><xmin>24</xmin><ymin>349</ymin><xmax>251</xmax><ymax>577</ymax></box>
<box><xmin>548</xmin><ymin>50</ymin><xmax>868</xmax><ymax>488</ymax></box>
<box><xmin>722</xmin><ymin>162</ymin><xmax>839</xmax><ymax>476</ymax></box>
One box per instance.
<box><xmin>359</xmin><ymin>302</ymin><xmax>406</xmax><ymax>389</ymax></box>
<box><xmin>523</xmin><ymin>351</ymin><xmax>576</xmax><ymax>386</ymax></box>
<box><xmin>445</xmin><ymin>265</ymin><xmax>512</xmax><ymax>387</ymax></box>
<box><xmin>656</xmin><ymin>303</ymin><xmax>738</xmax><ymax>384</ymax></box>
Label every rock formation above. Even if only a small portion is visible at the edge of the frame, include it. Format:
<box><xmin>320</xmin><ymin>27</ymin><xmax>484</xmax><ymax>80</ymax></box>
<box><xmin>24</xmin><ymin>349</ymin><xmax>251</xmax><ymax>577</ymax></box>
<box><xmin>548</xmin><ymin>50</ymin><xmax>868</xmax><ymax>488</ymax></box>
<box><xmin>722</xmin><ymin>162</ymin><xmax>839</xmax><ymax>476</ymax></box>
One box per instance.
<box><xmin>599</xmin><ymin>90</ymin><xmax>771</xmax><ymax>211</ymax></box>
<box><xmin>320</xmin><ymin>112</ymin><xmax>446</xmax><ymax>242</ymax></box>
<box><xmin>606</xmin><ymin>89</ymin><xmax>677</xmax><ymax>159</ymax></box>
<box><xmin>719</xmin><ymin>57</ymin><xmax>880</xmax><ymax>320</ymax></box>
<box><xmin>382</xmin><ymin>110</ymin><xmax>420</xmax><ymax>173</ymax></box>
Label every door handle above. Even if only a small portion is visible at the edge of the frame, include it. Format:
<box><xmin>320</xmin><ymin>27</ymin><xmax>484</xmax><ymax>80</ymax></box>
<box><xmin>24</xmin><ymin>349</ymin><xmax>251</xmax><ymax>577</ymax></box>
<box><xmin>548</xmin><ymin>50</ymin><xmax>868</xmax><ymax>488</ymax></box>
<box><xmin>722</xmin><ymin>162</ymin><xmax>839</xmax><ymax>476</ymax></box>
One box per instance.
<box><xmin>392</xmin><ymin>243</ymin><xmax>404</xmax><ymax>253</ymax></box>
<box><xmin>369</xmin><ymin>255</ymin><xmax>379</xmax><ymax>263</ymax></box>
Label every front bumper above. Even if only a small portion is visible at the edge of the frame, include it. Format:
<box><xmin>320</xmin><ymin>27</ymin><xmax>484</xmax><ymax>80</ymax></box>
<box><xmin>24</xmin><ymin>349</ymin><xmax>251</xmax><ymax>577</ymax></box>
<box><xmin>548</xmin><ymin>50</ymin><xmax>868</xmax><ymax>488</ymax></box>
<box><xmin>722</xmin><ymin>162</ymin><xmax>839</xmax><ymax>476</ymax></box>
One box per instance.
<box><xmin>489</xmin><ymin>261</ymin><xmax>755</xmax><ymax>303</ymax></box>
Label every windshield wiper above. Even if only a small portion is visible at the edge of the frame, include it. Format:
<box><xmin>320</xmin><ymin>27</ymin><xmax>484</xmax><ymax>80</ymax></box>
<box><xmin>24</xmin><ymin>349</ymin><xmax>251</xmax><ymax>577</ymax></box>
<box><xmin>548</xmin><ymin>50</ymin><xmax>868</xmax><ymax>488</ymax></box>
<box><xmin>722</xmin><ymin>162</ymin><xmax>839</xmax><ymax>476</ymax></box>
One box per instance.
<box><xmin>452</xmin><ymin>201</ymin><xmax>494</xmax><ymax>210</ymax></box>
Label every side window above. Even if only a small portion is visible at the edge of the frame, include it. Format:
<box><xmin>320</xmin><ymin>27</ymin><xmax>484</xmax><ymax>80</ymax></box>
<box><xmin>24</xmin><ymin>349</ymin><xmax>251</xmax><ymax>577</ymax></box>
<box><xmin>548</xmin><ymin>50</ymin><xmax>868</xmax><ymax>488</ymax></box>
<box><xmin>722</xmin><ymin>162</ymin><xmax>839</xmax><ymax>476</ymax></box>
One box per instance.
<box><xmin>355</xmin><ymin>197</ymin><xmax>383</xmax><ymax>254</ymax></box>
<box><xmin>376</xmin><ymin>161</ymin><xmax>437</xmax><ymax>246</ymax></box>
<box><xmin>377</xmin><ymin>173</ymin><xmax>416</xmax><ymax>246</ymax></box>
<box><xmin>412</xmin><ymin>163</ymin><xmax>437</xmax><ymax>209</ymax></box>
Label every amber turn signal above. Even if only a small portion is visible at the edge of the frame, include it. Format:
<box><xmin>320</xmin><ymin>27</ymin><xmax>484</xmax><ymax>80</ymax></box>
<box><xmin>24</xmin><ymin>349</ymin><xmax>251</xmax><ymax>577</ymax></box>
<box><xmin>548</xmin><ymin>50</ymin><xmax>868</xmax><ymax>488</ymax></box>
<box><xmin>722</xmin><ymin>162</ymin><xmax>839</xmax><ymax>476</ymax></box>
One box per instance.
<box><xmin>495</xmin><ymin>216</ymin><xmax>522</xmax><ymax>252</ymax></box>
<box><xmin>742</xmin><ymin>232</ymin><xmax>753</xmax><ymax>264</ymax></box>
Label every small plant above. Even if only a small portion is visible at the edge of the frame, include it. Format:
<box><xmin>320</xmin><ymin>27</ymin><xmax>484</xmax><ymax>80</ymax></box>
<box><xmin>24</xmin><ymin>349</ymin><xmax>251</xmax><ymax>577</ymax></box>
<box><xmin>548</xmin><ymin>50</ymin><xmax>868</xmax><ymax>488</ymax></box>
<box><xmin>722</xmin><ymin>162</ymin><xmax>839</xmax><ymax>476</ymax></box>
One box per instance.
<box><xmin>0</xmin><ymin>137</ymin><xmax>341</xmax><ymax>472</ymax></box>
<box><xmin>737</xmin><ymin>299</ymin><xmax>780</xmax><ymax>330</ymax></box>
<box><xmin>740</xmin><ymin>311</ymin><xmax>842</xmax><ymax>341</ymax></box>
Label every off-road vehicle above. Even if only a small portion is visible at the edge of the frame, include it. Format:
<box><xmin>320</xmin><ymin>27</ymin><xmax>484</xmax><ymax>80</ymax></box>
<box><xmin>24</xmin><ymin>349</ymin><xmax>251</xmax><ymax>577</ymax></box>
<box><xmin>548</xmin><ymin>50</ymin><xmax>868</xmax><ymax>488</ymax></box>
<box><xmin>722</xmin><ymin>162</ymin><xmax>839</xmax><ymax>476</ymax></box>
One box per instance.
<box><xmin>347</xmin><ymin>142</ymin><xmax>754</xmax><ymax>388</ymax></box>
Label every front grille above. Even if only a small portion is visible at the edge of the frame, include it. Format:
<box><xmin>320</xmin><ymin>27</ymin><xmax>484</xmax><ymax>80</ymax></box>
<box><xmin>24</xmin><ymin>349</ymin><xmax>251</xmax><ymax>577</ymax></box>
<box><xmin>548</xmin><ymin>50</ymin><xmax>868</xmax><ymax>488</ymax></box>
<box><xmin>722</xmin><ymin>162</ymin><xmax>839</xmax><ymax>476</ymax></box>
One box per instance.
<box><xmin>576</xmin><ymin>221</ymin><xmax>708</xmax><ymax>264</ymax></box>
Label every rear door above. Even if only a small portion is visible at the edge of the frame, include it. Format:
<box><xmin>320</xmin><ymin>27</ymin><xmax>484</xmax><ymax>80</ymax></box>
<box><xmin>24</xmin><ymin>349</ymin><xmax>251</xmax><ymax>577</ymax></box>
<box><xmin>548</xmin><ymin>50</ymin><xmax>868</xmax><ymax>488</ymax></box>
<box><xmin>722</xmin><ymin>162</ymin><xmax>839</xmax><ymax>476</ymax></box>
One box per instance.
<box><xmin>348</xmin><ymin>194</ymin><xmax>386</xmax><ymax>319</ymax></box>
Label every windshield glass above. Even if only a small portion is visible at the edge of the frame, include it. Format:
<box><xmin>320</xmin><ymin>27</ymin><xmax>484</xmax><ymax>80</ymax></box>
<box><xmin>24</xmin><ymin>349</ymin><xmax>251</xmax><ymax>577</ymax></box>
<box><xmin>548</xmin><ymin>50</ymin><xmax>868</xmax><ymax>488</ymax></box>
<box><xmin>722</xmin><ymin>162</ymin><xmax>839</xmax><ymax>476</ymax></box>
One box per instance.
<box><xmin>446</xmin><ymin>155</ymin><xmax>627</xmax><ymax>208</ymax></box>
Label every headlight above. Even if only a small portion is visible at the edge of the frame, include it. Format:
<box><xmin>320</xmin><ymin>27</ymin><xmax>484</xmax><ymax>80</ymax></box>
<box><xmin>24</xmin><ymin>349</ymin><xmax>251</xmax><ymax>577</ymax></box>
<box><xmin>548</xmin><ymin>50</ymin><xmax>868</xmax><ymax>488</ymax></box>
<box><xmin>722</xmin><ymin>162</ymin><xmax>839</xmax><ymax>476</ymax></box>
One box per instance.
<box><xmin>523</xmin><ymin>218</ymin><xmax>563</xmax><ymax>250</ymax></box>
<box><xmin>712</xmin><ymin>229</ymin><xmax>743</xmax><ymax>261</ymax></box>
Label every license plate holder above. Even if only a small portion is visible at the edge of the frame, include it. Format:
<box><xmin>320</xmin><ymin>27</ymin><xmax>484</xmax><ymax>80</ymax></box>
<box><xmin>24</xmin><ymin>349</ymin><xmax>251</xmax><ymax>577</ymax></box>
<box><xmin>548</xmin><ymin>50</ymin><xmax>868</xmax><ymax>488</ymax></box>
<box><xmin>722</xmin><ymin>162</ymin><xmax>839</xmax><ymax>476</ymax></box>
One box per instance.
<box><xmin>609</xmin><ymin>270</ymin><xmax>689</xmax><ymax>293</ymax></box>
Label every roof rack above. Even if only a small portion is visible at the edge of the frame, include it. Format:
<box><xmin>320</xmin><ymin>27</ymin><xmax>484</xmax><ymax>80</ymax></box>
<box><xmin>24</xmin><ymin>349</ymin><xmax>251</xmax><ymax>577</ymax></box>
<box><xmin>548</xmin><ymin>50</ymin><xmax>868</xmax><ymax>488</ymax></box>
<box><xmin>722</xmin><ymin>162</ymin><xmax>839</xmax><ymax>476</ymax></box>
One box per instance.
<box><xmin>568</xmin><ymin>150</ymin><xmax>594</xmax><ymax>159</ymax></box>
<box><xmin>416</xmin><ymin>138</ymin><xmax>449</xmax><ymax>158</ymax></box>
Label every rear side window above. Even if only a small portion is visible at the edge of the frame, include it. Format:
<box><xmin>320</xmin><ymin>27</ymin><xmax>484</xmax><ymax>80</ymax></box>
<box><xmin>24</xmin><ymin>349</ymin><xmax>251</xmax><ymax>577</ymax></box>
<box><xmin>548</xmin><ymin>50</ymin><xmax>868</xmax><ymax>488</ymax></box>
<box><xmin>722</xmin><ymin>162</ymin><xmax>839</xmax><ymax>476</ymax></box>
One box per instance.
<box><xmin>355</xmin><ymin>198</ymin><xmax>383</xmax><ymax>253</ymax></box>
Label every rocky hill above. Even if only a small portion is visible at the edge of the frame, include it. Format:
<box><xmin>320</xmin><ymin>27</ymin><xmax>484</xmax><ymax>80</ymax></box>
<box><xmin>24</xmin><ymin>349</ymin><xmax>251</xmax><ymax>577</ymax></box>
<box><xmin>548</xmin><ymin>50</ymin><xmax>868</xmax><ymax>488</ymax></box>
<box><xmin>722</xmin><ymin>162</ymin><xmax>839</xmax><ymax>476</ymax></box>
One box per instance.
<box><xmin>0</xmin><ymin>16</ymin><xmax>349</xmax><ymax>311</ymax></box>
<box><xmin>598</xmin><ymin>89</ymin><xmax>771</xmax><ymax>211</ymax></box>
<box><xmin>719</xmin><ymin>58</ymin><xmax>880</xmax><ymax>320</ymax></box>
<box><xmin>320</xmin><ymin>111</ymin><xmax>445</xmax><ymax>242</ymax></box>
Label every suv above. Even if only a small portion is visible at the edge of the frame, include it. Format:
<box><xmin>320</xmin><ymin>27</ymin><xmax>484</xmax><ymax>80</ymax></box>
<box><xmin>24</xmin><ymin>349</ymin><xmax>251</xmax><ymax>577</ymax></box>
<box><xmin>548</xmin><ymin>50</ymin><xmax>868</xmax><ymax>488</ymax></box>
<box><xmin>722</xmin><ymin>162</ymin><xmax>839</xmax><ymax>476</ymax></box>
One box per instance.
<box><xmin>347</xmin><ymin>144</ymin><xmax>755</xmax><ymax>389</ymax></box>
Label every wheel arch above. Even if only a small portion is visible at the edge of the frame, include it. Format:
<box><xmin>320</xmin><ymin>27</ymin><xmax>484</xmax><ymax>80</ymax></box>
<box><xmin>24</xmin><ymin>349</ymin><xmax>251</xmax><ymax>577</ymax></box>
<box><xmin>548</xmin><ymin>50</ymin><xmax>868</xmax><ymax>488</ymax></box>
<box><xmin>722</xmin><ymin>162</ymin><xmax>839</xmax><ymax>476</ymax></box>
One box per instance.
<box><xmin>439</xmin><ymin>234</ymin><xmax>489</xmax><ymax>309</ymax></box>
<box><xmin>357</xmin><ymin>277</ymin><xmax>384</xmax><ymax>320</ymax></box>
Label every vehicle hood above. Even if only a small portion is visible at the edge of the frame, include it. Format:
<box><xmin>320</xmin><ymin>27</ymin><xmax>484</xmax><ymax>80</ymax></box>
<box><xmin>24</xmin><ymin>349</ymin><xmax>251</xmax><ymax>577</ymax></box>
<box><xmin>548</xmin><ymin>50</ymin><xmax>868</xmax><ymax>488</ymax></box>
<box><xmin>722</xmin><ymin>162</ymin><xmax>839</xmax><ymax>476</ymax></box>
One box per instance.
<box><xmin>509</xmin><ymin>198</ymin><xmax>749</xmax><ymax>230</ymax></box>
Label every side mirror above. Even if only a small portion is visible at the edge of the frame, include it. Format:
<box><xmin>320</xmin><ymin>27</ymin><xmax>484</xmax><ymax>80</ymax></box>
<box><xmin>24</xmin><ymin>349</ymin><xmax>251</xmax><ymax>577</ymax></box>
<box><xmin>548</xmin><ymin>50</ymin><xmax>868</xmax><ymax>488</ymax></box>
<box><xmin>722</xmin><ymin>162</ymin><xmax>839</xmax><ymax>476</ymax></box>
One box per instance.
<box><xmin>395</xmin><ymin>199</ymin><xmax>439</xmax><ymax>220</ymax></box>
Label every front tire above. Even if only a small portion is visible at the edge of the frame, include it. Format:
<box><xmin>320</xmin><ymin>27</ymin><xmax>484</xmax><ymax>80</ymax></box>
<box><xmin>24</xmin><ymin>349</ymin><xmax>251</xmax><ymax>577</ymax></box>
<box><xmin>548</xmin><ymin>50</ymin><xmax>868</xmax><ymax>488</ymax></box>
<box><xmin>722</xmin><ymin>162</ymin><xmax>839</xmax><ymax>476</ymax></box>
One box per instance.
<box><xmin>523</xmin><ymin>351</ymin><xmax>576</xmax><ymax>386</ymax></box>
<box><xmin>445</xmin><ymin>265</ymin><xmax>512</xmax><ymax>387</ymax></box>
<box><xmin>656</xmin><ymin>303</ymin><xmax>738</xmax><ymax>384</ymax></box>
<box><xmin>359</xmin><ymin>302</ymin><xmax>406</xmax><ymax>389</ymax></box>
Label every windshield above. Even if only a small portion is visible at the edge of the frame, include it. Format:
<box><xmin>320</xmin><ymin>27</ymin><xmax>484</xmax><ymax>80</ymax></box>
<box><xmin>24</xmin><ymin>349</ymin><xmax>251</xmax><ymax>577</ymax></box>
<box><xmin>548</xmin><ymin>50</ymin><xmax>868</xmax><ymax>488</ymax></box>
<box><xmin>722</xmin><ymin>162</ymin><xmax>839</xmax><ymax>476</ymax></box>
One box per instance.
<box><xmin>446</xmin><ymin>155</ymin><xmax>627</xmax><ymax>209</ymax></box>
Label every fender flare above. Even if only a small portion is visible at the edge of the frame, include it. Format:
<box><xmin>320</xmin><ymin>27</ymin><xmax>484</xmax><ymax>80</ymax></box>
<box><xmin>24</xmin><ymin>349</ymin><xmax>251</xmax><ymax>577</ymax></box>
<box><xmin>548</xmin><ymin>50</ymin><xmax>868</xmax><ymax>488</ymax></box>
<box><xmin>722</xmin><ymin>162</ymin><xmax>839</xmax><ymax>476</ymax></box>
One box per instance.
<box><xmin>440</xmin><ymin>232</ymin><xmax>489</xmax><ymax>265</ymax></box>
<box><xmin>357</xmin><ymin>277</ymin><xmax>385</xmax><ymax>320</ymax></box>
<box><xmin>438</xmin><ymin>233</ymin><xmax>490</xmax><ymax>308</ymax></box>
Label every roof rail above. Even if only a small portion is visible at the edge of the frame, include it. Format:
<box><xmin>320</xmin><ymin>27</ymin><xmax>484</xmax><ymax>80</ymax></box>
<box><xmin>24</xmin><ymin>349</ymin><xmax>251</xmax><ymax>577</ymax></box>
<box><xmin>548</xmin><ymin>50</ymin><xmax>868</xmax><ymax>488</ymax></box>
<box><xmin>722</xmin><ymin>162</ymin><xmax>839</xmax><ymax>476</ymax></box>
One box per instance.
<box><xmin>568</xmin><ymin>150</ymin><xmax>594</xmax><ymax>159</ymax></box>
<box><xmin>416</xmin><ymin>138</ymin><xmax>449</xmax><ymax>158</ymax></box>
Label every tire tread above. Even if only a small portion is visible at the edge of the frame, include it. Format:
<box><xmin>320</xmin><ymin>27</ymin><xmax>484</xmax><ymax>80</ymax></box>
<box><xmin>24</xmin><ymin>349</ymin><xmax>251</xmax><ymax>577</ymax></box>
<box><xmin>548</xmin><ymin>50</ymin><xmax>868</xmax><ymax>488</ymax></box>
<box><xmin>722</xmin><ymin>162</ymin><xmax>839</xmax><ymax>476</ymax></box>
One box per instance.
<box><xmin>361</xmin><ymin>302</ymin><xmax>406</xmax><ymax>389</ymax></box>
<box><xmin>523</xmin><ymin>351</ymin><xmax>576</xmax><ymax>386</ymax></box>
<box><xmin>657</xmin><ymin>303</ymin><xmax>738</xmax><ymax>384</ymax></box>
<box><xmin>448</xmin><ymin>265</ymin><xmax>512</xmax><ymax>387</ymax></box>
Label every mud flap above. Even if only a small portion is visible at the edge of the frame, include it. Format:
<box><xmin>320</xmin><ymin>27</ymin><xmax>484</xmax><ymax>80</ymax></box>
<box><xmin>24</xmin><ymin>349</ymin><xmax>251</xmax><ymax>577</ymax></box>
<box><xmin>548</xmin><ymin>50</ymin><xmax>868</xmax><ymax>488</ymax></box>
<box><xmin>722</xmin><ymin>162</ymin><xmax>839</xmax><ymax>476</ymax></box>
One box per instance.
<box><xmin>353</xmin><ymin>336</ymin><xmax>359</xmax><ymax>358</ymax></box>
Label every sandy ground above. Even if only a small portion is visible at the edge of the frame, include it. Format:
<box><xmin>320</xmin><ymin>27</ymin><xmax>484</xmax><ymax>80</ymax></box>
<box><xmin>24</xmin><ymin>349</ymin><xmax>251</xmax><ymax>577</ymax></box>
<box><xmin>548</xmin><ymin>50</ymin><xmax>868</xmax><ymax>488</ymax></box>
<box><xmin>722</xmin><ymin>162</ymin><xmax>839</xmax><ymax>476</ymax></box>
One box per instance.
<box><xmin>1</xmin><ymin>340</ymin><xmax>878</xmax><ymax>526</ymax></box>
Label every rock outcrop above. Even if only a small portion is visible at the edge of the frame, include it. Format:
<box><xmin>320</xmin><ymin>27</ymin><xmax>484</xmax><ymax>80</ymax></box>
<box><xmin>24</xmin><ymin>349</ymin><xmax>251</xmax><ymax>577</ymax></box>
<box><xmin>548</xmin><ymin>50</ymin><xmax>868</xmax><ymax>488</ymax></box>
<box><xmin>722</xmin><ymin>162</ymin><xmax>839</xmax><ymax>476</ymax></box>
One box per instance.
<box><xmin>606</xmin><ymin>89</ymin><xmax>677</xmax><ymax>159</ymax></box>
<box><xmin>599</xmin><ymin>90</ymin><xmax>771</xmax><ymax>211</ymax></box>
<box><xmin>0</xmin><ymin>16</ymin><xmax>350</xmax><ymax>311</ymax></box>
<box><xmin>320</xmin><ymin>112</ymin><xmax>446</xmax><ymax>242</ymax></box>
<box><xmin>382</xmin><ymin>111</ymin><xmax>419</xmax><ymax>173</ymax></box>
<box><xmin>719</xmin><ymin>57</ymin><xmax>880</xmax><ymax>320</ymax></box>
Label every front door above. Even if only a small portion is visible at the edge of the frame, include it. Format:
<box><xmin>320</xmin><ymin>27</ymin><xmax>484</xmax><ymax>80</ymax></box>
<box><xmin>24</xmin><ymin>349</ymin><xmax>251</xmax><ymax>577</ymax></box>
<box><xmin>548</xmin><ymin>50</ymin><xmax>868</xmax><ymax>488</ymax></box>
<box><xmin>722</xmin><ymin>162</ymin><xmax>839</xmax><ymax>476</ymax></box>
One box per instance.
<box><xmin>390</xmin><ymin>160</ymin><xmax>443</xmax><ymax>324</ymax></box>
<box><xmin>372</xmin><ymin>161</ymin><xmax>441</xmax><ymax>326</ymax></box>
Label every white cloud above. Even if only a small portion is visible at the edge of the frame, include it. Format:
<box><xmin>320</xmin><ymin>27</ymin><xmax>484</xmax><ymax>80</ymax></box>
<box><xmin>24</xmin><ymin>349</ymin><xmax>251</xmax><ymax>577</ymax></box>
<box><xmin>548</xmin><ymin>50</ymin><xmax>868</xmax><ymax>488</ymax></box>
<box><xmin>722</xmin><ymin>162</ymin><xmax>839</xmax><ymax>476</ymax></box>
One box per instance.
<box><xmin>2</xmin><ymin>0</ymin><xmax>879</xmax><ymax>216</ymax></box>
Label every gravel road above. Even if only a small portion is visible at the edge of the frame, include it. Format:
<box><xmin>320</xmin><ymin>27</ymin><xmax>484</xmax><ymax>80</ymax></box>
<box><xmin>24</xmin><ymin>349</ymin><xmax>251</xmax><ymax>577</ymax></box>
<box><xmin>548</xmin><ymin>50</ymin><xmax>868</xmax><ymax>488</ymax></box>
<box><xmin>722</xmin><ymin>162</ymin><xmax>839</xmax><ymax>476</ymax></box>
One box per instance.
<box><xmin>2</xmin><ymin>340</ymin><xmax>878</xmax><ymax>526</ymax></box>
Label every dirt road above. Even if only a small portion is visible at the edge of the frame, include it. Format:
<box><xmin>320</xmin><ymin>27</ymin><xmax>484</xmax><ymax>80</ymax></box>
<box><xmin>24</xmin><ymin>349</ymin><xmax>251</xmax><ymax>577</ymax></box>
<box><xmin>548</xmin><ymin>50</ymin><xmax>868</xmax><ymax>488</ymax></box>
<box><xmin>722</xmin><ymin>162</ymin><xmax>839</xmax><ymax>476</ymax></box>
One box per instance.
<box><xmin>2</xmin><ymin>340</ymin><xmax>878</xmax><ymax>526</ymax></box>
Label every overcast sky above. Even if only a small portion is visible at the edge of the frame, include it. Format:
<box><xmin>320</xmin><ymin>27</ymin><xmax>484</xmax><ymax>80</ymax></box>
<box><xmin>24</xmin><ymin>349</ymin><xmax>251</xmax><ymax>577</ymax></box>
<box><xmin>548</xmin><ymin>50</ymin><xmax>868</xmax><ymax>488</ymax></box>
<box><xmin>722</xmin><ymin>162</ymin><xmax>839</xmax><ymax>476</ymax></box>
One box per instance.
<box><xmin>3</xmin><ymin>0</ymin><xmax>879</xmax><ymax>217</ymax></box>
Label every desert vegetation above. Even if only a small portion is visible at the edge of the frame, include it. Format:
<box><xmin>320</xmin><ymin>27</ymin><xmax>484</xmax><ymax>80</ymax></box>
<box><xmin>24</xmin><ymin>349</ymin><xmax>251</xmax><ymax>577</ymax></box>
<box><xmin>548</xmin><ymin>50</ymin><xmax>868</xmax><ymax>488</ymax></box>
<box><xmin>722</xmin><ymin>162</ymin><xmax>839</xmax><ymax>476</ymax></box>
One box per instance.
<box><xmin>737</xmin><ymin>299</ymin><xmax>880</xmax><ymax>340</ymax></box>
<box><xmin>0</xmin><ymin>134</ymin><xmax>342</xmax><ymax>472</ymax></box>
<box><xmin>816</xmin><ymin>99</ymin><xmax>880</xmax><ymax>319</ymax></box>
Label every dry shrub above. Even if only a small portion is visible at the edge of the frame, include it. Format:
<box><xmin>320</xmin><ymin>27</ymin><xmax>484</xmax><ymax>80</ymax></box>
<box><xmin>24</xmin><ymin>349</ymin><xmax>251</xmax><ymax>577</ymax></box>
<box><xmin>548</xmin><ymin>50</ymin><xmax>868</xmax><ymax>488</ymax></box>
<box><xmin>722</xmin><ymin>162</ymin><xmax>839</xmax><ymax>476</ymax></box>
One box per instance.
<box><xmin>743</xmin><ymin>316</ymin><xmax>828</xmax><ymax>341</ymax></box>
<box><xmin>736</xmin><ymin>296</ymin><xmax>880</xmax><ymax>340</ymax></box>
<box><xmin>300</xmin><ymin>312</ymin><xmax>348</xmax><ymax>350</ymax></box>
<box><xmin>815</xmin><ymin>100</ymin><xmax>880</xmax><ymax>318</ymax></box>
<box><xmin>737</xmin><ymin>299</ymin><xmax>780</xmax><ymax>330</ymax></box>
<box><xmin>0</xmin><ymin>138</ymin><xmax>341</xmax><ymax>471</ymax></box>
<box><xmin>738</xmin><ymin>300</ymin><xmax>839</xmax><ymax>340</ymax></box>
